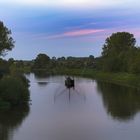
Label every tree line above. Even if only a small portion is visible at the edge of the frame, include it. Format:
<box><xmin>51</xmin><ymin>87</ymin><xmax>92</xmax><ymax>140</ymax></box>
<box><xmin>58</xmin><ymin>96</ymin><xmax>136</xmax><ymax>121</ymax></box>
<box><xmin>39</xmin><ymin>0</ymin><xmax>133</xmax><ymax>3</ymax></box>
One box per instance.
<box><xmin>32</xmin><ymin>54</ymin><xmax>95</xmax><ymax>71</ymax></box>
<box><xmin>31</xmin><ymin>32</ymin><xmax>140</xmax><ymax>74</ymax></box>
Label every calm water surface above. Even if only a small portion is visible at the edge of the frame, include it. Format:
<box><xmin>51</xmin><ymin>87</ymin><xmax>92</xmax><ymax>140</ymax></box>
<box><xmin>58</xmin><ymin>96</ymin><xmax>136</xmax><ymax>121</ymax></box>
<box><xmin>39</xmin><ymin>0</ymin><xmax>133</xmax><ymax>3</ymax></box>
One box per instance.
<box><xmin>1</xmin><ymin>73</ymin><xmax>140</xmax><ymax>140</ymax></box>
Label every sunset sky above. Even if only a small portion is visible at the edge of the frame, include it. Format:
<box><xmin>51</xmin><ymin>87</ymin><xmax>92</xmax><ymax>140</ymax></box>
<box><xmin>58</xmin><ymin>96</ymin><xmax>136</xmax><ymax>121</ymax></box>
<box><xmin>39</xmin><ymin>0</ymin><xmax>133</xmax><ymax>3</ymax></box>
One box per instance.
<box><xmin>0</xmin><ymin>0</ymin><xmax>140</xmax><ymax>60</ymax></box>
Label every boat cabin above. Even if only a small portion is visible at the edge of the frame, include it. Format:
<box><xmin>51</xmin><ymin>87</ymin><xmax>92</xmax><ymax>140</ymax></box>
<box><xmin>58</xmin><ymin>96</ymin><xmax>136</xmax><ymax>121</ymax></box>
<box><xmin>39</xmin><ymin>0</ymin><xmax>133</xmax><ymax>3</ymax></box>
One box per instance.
<box><xmin>65</xmin><ymin>77</ymin><xmax>75</xmax><ymax>88</ymax></box>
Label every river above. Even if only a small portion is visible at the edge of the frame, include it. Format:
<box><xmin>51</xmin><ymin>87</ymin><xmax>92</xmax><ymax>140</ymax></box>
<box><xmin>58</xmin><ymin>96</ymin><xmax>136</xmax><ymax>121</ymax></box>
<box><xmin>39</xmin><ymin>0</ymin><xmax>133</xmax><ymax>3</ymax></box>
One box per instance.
<box><xmin>1</xmin><ymin>73</ymin><xmax>140</xmax><ymax>140</ymax></box>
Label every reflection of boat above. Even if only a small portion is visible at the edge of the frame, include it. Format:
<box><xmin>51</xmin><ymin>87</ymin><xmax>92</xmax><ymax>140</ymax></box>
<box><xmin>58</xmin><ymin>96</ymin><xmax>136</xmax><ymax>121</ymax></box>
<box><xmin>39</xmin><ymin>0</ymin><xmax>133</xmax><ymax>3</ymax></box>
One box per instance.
<box><xmin>65</xmin><ymin>77</ymin><xmax>75</xmax><ymax>88</ymax></box>
<box><xmin>37</xmin><ymin>82</ymin><xmax>48</xmax><ymax>85</ymax></box>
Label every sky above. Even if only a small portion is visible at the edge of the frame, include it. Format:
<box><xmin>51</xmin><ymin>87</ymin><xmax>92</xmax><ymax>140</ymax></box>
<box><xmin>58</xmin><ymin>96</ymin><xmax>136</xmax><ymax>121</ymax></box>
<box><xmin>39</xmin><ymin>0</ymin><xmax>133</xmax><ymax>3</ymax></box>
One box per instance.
<box><xmin>0</xmin><ymin>0</ymin><xmax>140</xmax><ymax>60</ymax></box>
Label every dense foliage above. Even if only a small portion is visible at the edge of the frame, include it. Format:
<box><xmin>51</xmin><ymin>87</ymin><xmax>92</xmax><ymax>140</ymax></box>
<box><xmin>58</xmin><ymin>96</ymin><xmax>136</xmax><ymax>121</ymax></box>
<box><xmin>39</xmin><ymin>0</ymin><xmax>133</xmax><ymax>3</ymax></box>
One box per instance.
<box><xmin>0</xmin><ymin>57</ymin><xmax>30</xmax><ymax>109</ymax></box>
<box><xmin>0</xmin><ymin>59</ymin><xmax>10</xmax><ymax>78</ymax></box>
<box><xmin>32</xmin><ymin>54</ymin><xmax>95</xmax><ymax>74</ymax></box>
<box><xmin>0</xmin><ymin>21</ymin><xmax>30</xmax><ymax>109</ymax></box>
<box><xmin>100</xmin><ymin>32</ymin><xmax>140</xmax><ymax>73</ymax></box>
<box><xmin>0</xmin><ymin>21</ymin><xmax>15</xmax><ymax>56</ymax></box>
<box><xmin>102</xmin><ymin>32</ymin><xmax>136</xmax><ymax>57</ymax></box>
<box><xmin>0</xmin><ymin>75</ymin><xmax>30</xmax><ymax>107</ymax></box>
<box><xmin>33</xmin><ymin>53</ymin><xmax>50</xmax><ymax>69</ymax></box>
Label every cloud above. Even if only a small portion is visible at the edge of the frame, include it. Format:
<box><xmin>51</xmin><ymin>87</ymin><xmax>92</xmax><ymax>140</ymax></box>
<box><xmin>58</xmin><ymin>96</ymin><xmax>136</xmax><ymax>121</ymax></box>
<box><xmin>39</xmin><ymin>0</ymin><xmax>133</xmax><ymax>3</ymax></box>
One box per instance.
<box><xmin>46</xmin><ymin>29</ymin><xmax>105</xmax><ymax>39</ymax></box>
<box><xmin>0</xmin><ymin>0</ymin><xmax>135</xmax><ymax>8</ymax></box>
<box><xmin>63</xmin><ymin>29</ymin><xmax>105</xmax><ymax>36</ymax></box>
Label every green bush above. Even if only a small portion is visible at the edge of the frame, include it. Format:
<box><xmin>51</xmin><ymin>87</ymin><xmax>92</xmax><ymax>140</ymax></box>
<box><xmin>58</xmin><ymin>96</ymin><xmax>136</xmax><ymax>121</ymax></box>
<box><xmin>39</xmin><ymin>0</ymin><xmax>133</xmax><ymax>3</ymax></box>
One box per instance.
<box><xmin>0</xmin><ymin>75</ymin><xmax>30</xmax><ymax>106</ymax></box>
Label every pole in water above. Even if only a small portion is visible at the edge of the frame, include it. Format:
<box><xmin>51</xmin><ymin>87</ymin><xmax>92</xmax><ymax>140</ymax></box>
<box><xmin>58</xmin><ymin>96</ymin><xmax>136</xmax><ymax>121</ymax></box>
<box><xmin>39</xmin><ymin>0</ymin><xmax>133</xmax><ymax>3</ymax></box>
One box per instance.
<box><xmin>69</xmin><ymin>89</ymin><xmax>70</xmax><ymax>102</ymax></box>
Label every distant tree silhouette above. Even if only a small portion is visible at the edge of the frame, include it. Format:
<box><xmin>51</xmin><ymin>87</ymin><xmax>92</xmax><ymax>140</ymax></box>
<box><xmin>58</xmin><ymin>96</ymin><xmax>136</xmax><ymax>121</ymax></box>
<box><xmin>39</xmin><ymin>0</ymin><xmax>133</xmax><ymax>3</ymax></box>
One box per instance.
<box><xmin>33</xmin><ymin>53</ymin><xmax>50</xmax><ymax>69</ymax></box>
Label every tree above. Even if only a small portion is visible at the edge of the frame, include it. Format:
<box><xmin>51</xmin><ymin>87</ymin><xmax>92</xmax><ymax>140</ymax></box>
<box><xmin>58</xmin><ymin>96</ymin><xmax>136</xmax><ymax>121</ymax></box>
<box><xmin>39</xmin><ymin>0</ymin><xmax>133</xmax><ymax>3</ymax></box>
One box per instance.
<box><xmin>89</xmin><ymin>55</ymin><xmax>94</xmax><ymax>60</ymax></box>
<box><xmin>8</xmin><ymin>58</ymin><xmax>14</xmax><ymax>64</ymax></box>
<box><xmin>52</xmin><ymin>56</ymin><xmax>56</xmax><ymax>61</ymax></box>
<box><xmin>101</xmin><ymin>32</ymin><xmax>136</xmax><ymax>72</ymax></box>
<box><xmin>102</xmin><ymin>32</ymin><xmax>136</xmax><ymax>57</ymax></box>
<box><xmin>87</xmin><ymin>55</ymin><xmax>95</xmax><ymax>68</ymax></box>
<box><xmin>33</xmin><ymin>53</ymin><xmax>50</xmax><ymax>69</ymax></box>
<box><xmin>0</xmin><ymin>21</ymin><xmax>15</xmax><ymax>56</ymax></box>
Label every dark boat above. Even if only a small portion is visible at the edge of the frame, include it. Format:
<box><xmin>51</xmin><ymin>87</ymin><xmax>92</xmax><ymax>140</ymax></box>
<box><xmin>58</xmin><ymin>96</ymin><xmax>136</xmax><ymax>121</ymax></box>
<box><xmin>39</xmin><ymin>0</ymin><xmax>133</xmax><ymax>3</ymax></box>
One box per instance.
<box><xmin>65</xmin><ymin>77</ymin><xmax>75</xmax><ymax>88</ymax></box>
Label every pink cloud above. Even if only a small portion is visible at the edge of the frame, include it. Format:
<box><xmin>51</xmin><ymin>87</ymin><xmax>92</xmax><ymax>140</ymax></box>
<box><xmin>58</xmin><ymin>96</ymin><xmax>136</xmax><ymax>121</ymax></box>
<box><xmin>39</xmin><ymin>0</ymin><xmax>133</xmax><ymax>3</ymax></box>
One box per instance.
<box><xmin>64</xmin><ymin>29</ymin><xmax>104</xmax><ymax>36</ymax></box>
<box><xmin>47</xmin><ymin>29</ymin><xmax>105</xmax><ymax>39</ymax></box>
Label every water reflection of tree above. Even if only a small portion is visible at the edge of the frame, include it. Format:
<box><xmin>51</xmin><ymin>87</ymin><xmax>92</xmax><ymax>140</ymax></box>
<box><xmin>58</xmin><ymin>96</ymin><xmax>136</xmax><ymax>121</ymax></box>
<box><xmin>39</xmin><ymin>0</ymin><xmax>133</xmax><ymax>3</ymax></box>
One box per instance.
<box><xmin>97</xmin><ymin>81</ymin><xmax>140</xmax><ymax>121</ymax></box>
<box><xmin>0</xmin><ymin>105</ymin><xmax>30</xmax><ymax>140</ymax></box>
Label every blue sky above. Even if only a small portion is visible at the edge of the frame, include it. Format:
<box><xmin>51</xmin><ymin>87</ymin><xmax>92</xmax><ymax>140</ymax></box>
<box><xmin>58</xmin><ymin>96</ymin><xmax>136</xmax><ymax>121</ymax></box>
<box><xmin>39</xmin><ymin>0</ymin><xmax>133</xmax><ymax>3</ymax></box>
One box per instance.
<box><xmin>0</xmin><ymin>0</ymin><xmax>140</xmax><ymax>60</ymax></box>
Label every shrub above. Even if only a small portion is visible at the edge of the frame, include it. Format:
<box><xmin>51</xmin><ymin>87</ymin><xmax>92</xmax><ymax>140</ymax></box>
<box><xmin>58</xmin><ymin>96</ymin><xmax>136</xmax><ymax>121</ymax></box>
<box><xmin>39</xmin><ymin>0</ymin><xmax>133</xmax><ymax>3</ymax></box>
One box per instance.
<box><xmin>0</xmin><ymin>75</ymin><xmax>30</xmax><ymax>106</ymax></box>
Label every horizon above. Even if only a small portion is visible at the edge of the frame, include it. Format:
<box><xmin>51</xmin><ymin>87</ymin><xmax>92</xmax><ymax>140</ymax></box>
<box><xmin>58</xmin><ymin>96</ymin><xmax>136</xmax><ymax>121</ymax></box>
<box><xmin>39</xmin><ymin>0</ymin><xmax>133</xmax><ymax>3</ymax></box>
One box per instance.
<box><xmin>0</xmin><ymin>0</ymin><xmax>140</xmax><ymax>60</ymax></box>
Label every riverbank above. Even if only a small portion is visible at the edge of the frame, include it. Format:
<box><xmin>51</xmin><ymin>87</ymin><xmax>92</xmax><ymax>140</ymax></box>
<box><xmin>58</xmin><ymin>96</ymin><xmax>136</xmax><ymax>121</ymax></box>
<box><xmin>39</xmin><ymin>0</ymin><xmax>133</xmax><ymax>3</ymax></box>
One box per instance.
<box><xmin>54</xmin><ymin>68</ymin><xmax>140</xmax><ymax>89</ymax></box>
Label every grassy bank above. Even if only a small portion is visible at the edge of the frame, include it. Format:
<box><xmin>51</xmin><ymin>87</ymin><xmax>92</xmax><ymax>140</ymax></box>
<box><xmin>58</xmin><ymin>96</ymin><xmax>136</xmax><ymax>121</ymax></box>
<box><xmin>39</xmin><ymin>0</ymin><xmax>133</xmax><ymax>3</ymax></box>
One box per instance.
<box><xmin>54</xmin><ymin>68</ymin><xmax>140</xmax><ymax>89</ymax></box>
